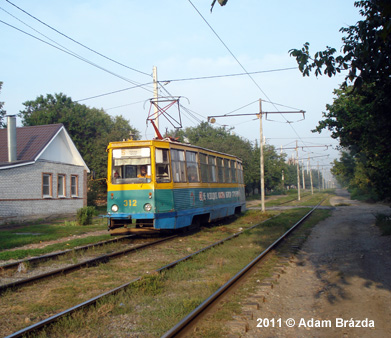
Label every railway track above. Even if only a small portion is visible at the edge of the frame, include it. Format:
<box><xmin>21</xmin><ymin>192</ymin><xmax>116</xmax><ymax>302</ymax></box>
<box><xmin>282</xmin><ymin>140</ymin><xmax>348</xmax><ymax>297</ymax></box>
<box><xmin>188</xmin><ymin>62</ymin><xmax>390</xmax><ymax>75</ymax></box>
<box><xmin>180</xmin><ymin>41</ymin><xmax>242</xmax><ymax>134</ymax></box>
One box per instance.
<box><xmin>0</xmin><ymin>234</ymin><xmax>136</xmax><ymax>273</ymax></box>
<box><xmin>161</xmin><ymin>200</ymin><xmax>325</xmax><ymax>337</ymax></box>
<box><xmin>2</xmin><ymin>198</ymin><xmax>328</xmax><ymax>337</ymax></box>
<box><xmin>3</xmin><ymin>216</ymin><xmax>274</xmax><ymax>338</ymax></box>
<box><xmin>2</xmin><ymin>201</ymin><xmax>326</xmax><ymax>338</ymax></box>
<box><xmin>0</xmin><ymin>234</ymin><xmax>177</xmax><ymax>293</ymax></box>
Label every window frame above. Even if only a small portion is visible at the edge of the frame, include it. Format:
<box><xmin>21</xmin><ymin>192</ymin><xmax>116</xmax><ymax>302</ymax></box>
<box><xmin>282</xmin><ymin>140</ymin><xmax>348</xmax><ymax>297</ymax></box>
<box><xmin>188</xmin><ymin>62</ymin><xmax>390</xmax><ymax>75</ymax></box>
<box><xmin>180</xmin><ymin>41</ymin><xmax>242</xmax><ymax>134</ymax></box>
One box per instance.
<box><xmin>171</xmin><ymin>148</ymin><xmax>187</xmax><ymax>183</ymax></box>
<box><xmin>42</xmin><ymin>173</ymin><xmax>53</xmax><ymax>198</ymax></box>
<box><xmin>208</xmin><ymin>155</ymin><xmax>217</xmax><ymax>183</ymax></box>
<box><xmin>71</xmin><ymin>175</ymin><xmax>79</xmax><ymax>197</ymax></box>
<box><xmin>186</xmin><ymin>151</ymin><xmax>200</xmax><ymax>183</ymax></box>
<box><xmin>155</xmin><ymin>148</ymin><xmax>171</xmax><ymax>183</ymax></box>
<box><xmin>57</xmin><ymin>174</ymin><xmax>66</xmax><ymax>198</ymax></box>
<box><xmin>199</xmin><ymin>153</ymin><xmax>209</xmax><ymax>183</ymax></box>
<box><xmin>224</xmin><ymin>159</ymin><xmax>231</xmax><ymax>183</ymax></box>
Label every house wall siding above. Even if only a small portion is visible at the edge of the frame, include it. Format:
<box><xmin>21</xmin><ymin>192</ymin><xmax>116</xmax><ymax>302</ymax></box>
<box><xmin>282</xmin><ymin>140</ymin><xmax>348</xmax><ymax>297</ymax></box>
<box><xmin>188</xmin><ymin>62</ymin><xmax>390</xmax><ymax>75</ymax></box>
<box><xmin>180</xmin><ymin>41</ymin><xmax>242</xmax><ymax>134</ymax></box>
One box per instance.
<box><xmin>0</xmin><ymin>160</ymin><xmax>86</xmax><ymax>222</ymax></box>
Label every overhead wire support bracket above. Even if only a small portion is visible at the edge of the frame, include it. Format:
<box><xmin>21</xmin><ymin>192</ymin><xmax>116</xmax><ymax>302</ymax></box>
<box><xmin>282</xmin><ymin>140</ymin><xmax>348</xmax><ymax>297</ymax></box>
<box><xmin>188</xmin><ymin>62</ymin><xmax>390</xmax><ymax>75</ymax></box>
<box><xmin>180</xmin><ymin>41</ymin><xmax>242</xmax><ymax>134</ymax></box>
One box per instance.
<box><xmin>207</xmin><ymin>110</ymin><xmax>306</xmax><ymax>123</ymax></box>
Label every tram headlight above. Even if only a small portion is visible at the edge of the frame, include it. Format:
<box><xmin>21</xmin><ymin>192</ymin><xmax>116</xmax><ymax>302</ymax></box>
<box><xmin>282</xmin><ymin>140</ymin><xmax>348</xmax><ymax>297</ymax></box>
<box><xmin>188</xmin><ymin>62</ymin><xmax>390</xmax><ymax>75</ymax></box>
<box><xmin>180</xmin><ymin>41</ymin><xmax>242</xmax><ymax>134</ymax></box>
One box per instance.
<box><xmin>144</xmin><ymin>203</ymin><xmax>152</xmax><ymax>212</ymax></box>
<box><xmin>111</xmin><ymin>204</ymin><xmax>119</xmax><ymax>212</ymax></box>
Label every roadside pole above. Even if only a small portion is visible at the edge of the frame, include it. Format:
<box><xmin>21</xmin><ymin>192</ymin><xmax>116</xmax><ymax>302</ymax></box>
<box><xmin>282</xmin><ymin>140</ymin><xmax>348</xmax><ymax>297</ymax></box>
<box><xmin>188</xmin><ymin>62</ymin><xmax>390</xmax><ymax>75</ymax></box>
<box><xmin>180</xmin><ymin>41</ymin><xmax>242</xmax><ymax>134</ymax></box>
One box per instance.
<box><xmin>259</xmin><ymin>99</ymin><xmax>265</xmax><ymax>212</ymax></box>
<box><xmin>153</xmin><ymin>66</ymin><xmax>159</xmax><ymax>138</ymax></box>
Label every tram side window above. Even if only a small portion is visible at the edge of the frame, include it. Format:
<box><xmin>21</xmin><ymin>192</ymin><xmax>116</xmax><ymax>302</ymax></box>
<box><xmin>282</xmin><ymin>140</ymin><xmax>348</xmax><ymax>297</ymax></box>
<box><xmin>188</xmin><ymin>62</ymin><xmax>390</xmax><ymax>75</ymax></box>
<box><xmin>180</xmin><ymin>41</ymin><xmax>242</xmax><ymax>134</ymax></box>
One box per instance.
<box><xmin>217</xmin><ymin>157</ymin><xmax>224</xmax><ymax>183</ymax></box>
<box><xmin>208</xmin><ymin>156</ymin><xmax>217</xmax><ymax>182</ymax></box>
<box><xmin>186</xmin><ymin>151</ymin><xmax>200</xmax><ymax>182</ymax></box>
<box><xmin>224</xmin><ymin>159</ymin><xmax>231</xmax><ymax>183</ymax></box>
<box><xmin>156</xmin><ymin>148</ymin><xmax>171</xmax><ymax>183</ymax></box>
<box><xmin>231</xmin><ymin>160</ymin><xmax>237</xmax><ymax>183</ymax></box>
<box><xmin>237</xmin><ymin>162</ymin><xmax>244</xmax><ymax>184</ymax></box>
<box><xmin>200</xmin><ymin>153</ymin><xmax>209</xmax><ymax>182</ymax></box>
<box><xmin>171</xmin><ymin>149</ymin><xmax>187</xmax><ymax>183</ymax></box>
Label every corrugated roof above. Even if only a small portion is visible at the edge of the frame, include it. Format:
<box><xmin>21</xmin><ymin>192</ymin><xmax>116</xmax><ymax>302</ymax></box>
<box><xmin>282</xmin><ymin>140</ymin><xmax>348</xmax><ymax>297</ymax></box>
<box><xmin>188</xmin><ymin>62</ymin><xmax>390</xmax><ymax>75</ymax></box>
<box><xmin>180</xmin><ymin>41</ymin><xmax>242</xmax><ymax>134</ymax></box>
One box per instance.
<box><xmin>0</xmin><ymin>124</ymin><xmax>63</xmax><ymax>166</ymax></box>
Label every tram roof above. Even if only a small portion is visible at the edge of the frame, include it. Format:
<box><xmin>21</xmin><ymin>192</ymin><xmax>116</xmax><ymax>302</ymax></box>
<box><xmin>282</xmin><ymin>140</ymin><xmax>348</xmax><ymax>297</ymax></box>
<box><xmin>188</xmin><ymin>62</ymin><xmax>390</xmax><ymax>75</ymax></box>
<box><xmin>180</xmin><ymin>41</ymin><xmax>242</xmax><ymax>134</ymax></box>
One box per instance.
<box><xmin>107</xmin><ymin>138</ymin><xmax>242</xmax><ymax>162</ymax></box>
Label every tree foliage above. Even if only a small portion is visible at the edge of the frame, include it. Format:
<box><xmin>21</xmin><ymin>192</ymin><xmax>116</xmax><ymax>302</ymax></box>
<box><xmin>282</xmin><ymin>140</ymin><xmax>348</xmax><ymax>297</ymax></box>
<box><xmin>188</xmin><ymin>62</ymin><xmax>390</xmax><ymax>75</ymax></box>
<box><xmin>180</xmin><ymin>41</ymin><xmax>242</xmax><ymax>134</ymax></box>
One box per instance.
<box><xmin>289</xmin><ymin>0</ymin><xmax>391</xmax><ymax>200</ymax></box>
<box><xmin>0</xmin><ymin>82</ymin><xmax>6</xmax><ymax>128</ymax></box>
<box><xmin>19</xmin><ymin>93</ymin><xmax>139</xmax><ymax>204</ymax></box>
<box><xmin>210</xmin><ymin>0</ymin><xmax>228</xmax><ymax>12</ymax></box>
<box><xmin>174</xmin><ymin>122</ymin><xmax>299</xmax><ymax>195</ymax></box>
<box><xmin>289</xmin><ymin>1</ymin><xmax>391</xmax><ymax>90</ymax></box>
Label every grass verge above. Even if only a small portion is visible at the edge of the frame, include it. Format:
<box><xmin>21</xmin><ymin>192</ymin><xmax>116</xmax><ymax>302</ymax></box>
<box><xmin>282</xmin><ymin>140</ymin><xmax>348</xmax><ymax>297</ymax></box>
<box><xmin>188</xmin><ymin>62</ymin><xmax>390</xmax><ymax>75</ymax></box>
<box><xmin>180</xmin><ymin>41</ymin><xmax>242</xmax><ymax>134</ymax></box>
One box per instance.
<box><xmin>0</xmin><ymin>218</ymin><xmax>106</xmax><ymax>253</ymax></box>
<box><xmin>33</xmin><ymin>208</ymin><xmax>331</xmax><ymax>338</ymax></box>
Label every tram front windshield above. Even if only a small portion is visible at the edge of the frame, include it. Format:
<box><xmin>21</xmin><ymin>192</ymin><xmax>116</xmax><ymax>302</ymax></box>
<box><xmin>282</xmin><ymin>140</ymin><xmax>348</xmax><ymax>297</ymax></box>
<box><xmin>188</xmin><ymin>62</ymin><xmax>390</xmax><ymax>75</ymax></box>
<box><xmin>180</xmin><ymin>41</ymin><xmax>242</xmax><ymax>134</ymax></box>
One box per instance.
<box><xmin>112</xmin><ymin>147</ymin><xmax>151</xmax><ymax>183</ymax></box>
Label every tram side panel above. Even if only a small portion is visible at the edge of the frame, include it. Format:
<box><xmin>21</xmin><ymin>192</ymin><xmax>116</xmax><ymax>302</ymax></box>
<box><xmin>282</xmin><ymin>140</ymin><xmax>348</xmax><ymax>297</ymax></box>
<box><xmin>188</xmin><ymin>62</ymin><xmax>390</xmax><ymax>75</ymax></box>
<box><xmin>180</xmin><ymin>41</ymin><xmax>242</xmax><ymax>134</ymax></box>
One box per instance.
<box><xmin>157</xmin><ymin>185</ymin><xmax>245</xmax><ymax>230</ymax></box>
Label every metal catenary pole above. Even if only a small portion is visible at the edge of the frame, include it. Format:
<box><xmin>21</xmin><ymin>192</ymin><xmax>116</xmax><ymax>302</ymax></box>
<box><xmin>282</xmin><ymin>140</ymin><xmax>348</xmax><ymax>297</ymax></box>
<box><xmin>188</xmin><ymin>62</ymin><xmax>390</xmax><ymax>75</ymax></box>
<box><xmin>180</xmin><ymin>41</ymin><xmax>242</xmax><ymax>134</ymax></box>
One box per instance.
<box><xmin>296</xmin><ymin>140</ymin><xmax>301</xmax><ymax>201</ymax></box>
<box><xmin>153</xmin><ymin>66</ymin><xmax>159</xmax><ymax>138</ymax></box>
<box><xmin>259</xmin><ymin>99</ymin><xmax>265</xmax><ymax>212</ymax></box>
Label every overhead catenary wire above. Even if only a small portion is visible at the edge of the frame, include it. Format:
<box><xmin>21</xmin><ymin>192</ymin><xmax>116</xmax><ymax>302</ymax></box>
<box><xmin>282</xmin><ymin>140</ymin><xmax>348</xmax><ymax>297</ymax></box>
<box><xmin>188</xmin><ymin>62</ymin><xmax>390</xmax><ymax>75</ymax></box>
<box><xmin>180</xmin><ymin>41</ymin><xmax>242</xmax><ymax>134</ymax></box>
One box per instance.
<box><xmin>76</xmin><ymin>65</ymin><xmax>298</xmax><ymax>103</ymax></box>
<box><xmin>0</xmin><ymin>19</ymin><xmax>154</xmax><ymax>92</ymax></box>
<box><xmin>5</xmin><ymin>0</ymin><xmax>151</xmax><ymax>77</ymax></box>
<box><xmin>186</xmin><ymin>0</ymin><xmax>310</xmax><ymax>147</ymax></box>
<box><xmin>161</xmin><ymin>67</ymin><xmax>297</xmax><ymax>83</ymax></box>
<box><xmin>76</xmin><ymin>83</ymin><xmax>154</xmax><ymax>102</ymax></box>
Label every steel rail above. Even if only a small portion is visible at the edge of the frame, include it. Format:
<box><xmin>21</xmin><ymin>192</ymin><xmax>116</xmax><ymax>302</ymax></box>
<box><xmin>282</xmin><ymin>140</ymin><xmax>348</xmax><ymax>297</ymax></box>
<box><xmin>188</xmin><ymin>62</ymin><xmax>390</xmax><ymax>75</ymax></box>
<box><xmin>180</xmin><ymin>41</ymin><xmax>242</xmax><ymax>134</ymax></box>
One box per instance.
<box><xmin>0</xmin><ymin>234</ymin><xmax>136</xmax><ymax>272</ymax></box>
<box><xmin>161</xmin><ymin>200</ymin><xmax>324</xmax><ymax>338</ymax></box>
<box><xmin>4</xmin><ymin>219</ymin><xmax>271</xmax><ymax>338</ymax></box>
<box><xmin>0</xmin><ymin>235</ymin><xmax>177</xmax><ymax>294</ymax></box>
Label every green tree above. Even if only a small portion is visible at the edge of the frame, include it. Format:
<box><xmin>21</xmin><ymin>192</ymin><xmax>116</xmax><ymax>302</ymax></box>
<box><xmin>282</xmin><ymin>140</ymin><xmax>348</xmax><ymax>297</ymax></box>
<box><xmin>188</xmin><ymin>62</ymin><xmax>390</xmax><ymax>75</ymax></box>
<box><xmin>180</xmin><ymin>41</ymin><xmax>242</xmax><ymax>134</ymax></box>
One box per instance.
<box><xmin>174</xmin><ymin>122</ymin><xmax>287</xmax><ymax>195</ymax></box>
<box><xmin>331</xmin><ymin>151</ymin><xmax>356</xmax><ymax>188</ymax></box>
<box><xmin>289</xmin><ymin>0</ymin><xmax>391</xmax><ymax>199</ymax></box>
<box><xmin>19</xmin><ymin>93</ymin><xmax>139</xmax><ymax>203</ymax></box>
<box><xmin>0</xmin><ymin>82</ymin><xmax>6</xmax><ymax>128</ymax></box>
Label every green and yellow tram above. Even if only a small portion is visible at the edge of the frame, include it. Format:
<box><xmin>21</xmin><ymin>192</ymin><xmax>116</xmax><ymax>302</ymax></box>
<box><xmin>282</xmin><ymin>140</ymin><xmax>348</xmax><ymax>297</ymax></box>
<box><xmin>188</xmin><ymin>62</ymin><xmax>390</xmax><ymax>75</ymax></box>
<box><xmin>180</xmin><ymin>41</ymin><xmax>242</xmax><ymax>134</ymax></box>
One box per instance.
<box><xmin>106</xmin><ymin>139</ymin><xmax>246</xmax><ymax>235</ymax></box>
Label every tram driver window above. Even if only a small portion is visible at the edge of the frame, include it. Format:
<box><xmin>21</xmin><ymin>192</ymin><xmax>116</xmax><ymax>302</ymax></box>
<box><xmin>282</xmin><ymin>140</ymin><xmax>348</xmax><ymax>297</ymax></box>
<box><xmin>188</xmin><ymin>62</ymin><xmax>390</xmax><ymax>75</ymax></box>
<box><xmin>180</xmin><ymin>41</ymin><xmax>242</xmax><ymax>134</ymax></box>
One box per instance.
<box><xmin>112</xmin><ymin>147</ymin><xmax>151</xmax><ymax>183</ymax></box>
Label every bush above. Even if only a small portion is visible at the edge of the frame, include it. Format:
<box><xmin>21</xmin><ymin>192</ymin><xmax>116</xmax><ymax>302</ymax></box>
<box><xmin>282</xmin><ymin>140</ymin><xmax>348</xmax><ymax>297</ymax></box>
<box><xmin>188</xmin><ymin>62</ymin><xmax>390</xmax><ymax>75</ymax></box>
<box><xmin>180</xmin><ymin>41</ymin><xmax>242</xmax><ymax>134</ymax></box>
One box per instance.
<box><xmin>76</xmin><ymin>206</ymin><xmax>96</xmax><ymax>225</ymax></box>
<box><xmin>375</xmin><ymin>214</ymin><xmax>391</xmax><ymax>236</ymax></box>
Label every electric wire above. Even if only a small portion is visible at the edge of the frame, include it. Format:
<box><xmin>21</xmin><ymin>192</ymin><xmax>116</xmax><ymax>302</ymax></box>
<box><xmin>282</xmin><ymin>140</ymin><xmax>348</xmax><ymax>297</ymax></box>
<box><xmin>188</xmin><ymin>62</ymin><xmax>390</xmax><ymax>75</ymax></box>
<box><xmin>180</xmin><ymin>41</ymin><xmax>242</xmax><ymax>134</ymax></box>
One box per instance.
<box><xmin>5</xmin><ymin>0</ymin><xmax>151</xmax><ymax>77</ymax></box>
<box><xmin>76</xmin><ymin>83</ymin><xmax>153</xmax><ymax>102</ymax></box>
<box><xmin>105</xmin><ymin>100</ymin><xmax>146</xmax><ymax>111</ymax></box>
<box><xmin>0</xmin><ymin>19</ymin><xmax>154</xmax><ymax>92</ymax></box>
<box><xmin>186</xmin><ymin>0</ymin><xmax>311</xmax><ymax>148</ymax></box>
<box><xmin>187</xmin><ymin>0</ymin><xmax>270</xmax><ymax>100</ymax></box>
<box><xmin>75</xmin><ymin>65</ymin><xmax>297</xmax><ymax>103</ymax></box>
<box><xmin>161</xmin><ymin>67</ymin><xmax>297</xmax><ymax>83</ymax></box>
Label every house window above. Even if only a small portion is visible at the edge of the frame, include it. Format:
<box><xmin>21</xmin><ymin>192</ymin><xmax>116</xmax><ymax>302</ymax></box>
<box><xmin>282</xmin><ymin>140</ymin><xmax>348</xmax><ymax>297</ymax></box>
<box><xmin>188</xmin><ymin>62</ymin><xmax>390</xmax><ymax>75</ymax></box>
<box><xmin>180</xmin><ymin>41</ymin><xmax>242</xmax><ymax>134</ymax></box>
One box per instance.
<box><xmin>71</xmin><ymin>175</ymin><xmax>78</xmax><ymax>197</ymax></box>
<box><xmin>42</xmin><ymin>173</ymin><xmax>52</xmax><ymax>197</ymax></box>
<box><xmin>58</xmin><ymin>174</ymin><xmax>66</xmax><ymax>197</ymax></box>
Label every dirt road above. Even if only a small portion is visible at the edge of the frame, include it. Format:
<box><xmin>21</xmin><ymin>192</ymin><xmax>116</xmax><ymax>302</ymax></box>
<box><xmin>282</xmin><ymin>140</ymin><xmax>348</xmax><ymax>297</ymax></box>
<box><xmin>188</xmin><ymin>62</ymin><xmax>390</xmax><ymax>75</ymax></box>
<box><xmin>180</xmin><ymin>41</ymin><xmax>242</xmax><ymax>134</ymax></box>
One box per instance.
<box><xmin>240</xmin><ymin>189</ymin><xmax>391</xmax><ymax>337</ymax></box>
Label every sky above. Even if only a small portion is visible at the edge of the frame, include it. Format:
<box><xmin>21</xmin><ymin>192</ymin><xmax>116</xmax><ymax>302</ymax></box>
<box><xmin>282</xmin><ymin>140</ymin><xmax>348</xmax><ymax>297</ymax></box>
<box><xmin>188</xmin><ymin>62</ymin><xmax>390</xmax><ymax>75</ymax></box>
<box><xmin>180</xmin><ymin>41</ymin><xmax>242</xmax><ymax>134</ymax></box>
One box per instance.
<box><xmin>0</xmin><ymin>0</ymin><xmax>363</xmax><ymax>181</ymax></box>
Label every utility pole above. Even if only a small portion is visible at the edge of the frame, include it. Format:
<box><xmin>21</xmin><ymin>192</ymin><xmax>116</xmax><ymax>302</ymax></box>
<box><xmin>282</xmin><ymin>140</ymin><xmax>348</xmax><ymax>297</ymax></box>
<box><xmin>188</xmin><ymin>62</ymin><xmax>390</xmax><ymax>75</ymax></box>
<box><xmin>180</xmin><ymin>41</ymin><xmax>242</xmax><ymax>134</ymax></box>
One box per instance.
<box><xmin>258</xmin><ymin>99</ymin><xmax>265</xmax><ymax>212</ymax></box>
<box><xmin>153</xmin><ymin>66</ymin><xmax>159</xmax><ymax>138</ymax></box>
<box><xmin>207</xmin><ymin>104</ymin><xmax>305</xmax><ymax>212</ymax></box>
<box><xmin>317</xmin><ymin>162</ymin><xmax>321</xmax><ymax>192</ymax></box>
<box><xmin>302</xmin><ymin>159</ymin><xmax>306</xmax><ymax>190</ymax></box>
<box><xmin>309</xmin><ymin>156</ymin><xmax>314</xmax><ymax>195</ymax></box>
<box><xmin>296</xmin><ymin>140</ymin><xmax>301</xmax><ymax>201</ymax></box>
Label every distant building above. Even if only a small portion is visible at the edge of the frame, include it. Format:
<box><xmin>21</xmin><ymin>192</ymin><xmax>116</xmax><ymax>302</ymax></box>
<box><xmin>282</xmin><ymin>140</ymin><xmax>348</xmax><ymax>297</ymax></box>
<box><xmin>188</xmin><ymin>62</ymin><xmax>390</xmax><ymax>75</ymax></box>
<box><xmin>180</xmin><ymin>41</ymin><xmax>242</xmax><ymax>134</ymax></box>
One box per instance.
<box><xmin>0</xmin><ymin>116</ymin><xmax>90</xmax><ymax>224</ymax></box>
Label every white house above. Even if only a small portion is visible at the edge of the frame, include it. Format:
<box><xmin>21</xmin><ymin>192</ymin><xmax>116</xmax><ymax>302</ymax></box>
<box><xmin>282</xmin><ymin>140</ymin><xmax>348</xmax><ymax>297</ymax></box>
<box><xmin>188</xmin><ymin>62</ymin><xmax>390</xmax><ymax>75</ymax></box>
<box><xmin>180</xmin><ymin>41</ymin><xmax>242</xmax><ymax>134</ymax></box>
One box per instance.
<box><xmin>0</xmin><ymin>116</ymin><xmax>90</xmax><ymax>223</ymax></box>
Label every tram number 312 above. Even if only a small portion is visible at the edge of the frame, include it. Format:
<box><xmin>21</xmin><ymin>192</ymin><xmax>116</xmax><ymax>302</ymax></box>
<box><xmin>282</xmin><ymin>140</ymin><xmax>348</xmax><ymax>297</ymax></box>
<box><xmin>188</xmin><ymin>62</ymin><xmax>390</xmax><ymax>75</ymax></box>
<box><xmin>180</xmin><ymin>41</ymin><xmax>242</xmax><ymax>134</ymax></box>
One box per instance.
<box><xmin>124</xmin><ymin>200</ymin><xmax>137</xmax><ymax>207</ymax></box>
